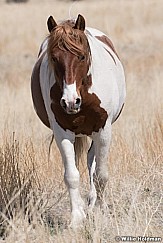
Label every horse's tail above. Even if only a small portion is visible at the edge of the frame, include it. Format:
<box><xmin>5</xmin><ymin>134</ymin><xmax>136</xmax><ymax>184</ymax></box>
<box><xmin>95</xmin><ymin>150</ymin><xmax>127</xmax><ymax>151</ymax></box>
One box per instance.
<box><xmin>74</xmin><ymin>136</ymin><xmax>89</xmax><ymax>169</ymax></box>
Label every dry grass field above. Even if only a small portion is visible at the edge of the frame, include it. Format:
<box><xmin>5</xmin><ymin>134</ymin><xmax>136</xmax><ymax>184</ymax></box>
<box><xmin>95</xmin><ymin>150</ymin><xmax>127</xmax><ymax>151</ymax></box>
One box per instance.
<box><xmin>0</xmin><ymin>0</ymin><xmax>163</xmax><ymax>242</ymax></box>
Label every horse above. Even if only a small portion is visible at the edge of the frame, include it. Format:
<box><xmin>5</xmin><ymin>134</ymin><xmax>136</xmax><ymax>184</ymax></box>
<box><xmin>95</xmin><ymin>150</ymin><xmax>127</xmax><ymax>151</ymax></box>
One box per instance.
<box><xmin>31</xmin><ymin>14</ymin><xmax>126</xmax><ymax>228</ymax></box>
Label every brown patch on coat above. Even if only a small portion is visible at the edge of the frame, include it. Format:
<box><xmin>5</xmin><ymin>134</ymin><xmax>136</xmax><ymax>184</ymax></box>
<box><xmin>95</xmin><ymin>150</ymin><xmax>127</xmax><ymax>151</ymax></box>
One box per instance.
<box><xmin>47</xmin><ymin>22</ymin><xmax>108</xmax><ymax>135</ymax></box>
<box><xmin>95</xmin><ymin>35</ymin><xmax>120</xmax><ymax>64</ymax></box>
<box><xmin>50</xmin><ymin>76</ymin><xmax>108</xmax><ymax>135</ymax></box>
<box><xmin>31</xmin><ymin>52</ymin><xmax>50</xmax><ymax>129</ymax></box>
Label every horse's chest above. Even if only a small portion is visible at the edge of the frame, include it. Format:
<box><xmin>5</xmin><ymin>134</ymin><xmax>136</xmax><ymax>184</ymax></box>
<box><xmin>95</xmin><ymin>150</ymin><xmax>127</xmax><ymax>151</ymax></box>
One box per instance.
<box><xmin>50</xmin><ymin>84</ymin><xmax>108</xmax><ymax>135</ymax></box>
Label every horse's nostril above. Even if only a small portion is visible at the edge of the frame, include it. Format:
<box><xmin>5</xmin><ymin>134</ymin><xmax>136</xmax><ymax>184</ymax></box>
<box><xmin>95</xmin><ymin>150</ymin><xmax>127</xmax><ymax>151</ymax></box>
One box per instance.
<box><xmin>76</xmin><ymin>98</ymin><xmax>81</xmax><ymax>105</ymax></box>
<box><xmin>61</xmin><ymin>99</ymin><xmax>67</xmax><ymax>109</ymax></box>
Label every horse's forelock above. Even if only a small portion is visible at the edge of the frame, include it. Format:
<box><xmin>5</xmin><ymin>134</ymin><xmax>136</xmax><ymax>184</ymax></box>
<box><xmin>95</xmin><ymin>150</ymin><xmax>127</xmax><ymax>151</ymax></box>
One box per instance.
<box><xmin>48</xmin><ymin>21</ymin><xmax>89</xmax><ymax>57</ymax></box>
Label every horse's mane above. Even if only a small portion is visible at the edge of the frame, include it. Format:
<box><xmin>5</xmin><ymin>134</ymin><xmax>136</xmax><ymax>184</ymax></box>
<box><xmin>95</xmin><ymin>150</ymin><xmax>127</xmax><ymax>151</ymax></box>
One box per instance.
<box><xmin>48</xmin><ymin>20</ymin><xmax>90</xmax><ymax>57</ymax></box>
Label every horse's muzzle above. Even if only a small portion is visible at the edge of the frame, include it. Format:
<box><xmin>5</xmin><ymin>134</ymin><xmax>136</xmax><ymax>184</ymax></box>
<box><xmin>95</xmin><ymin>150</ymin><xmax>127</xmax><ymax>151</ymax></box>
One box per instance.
<box><xmin>60</xmin><ymin>97</ymin><xmax>81</xmax><ymax>114</ymax></box>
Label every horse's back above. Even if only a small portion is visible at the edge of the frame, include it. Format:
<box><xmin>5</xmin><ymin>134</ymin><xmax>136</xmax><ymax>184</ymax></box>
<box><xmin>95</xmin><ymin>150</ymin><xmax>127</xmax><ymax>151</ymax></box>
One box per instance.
<box><xmin>86</xmin><ymin>27</ymin><xmax>118</xmax><ymax>59</ymax></box>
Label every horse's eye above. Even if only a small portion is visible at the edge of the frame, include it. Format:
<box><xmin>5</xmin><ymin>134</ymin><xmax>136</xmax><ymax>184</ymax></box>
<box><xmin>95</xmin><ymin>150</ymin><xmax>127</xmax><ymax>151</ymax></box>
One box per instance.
<box><xmin>78</xmin><ymin>55</ymin><xmax>85</xmax><ymax>61</ymax></box>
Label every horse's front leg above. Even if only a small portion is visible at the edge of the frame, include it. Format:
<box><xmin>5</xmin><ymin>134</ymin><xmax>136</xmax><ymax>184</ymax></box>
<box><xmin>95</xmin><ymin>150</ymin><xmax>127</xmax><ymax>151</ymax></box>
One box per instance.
<box><xmin>92</xmin><ymin>120</ymin><xmax>112</xmax><ymax>204</ymax></box>
<box><xmin>52</xmin><ymin>123</ymin><xmax>86</xmax><ymax>228</ymax></box>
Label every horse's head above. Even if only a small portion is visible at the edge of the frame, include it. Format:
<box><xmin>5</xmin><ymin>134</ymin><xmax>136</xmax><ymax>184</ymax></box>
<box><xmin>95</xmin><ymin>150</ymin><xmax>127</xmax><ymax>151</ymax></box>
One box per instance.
<box><xmin>47</xmin><ymin>14</ymin><xmax>91</xmax><ymax>114</ymax></box>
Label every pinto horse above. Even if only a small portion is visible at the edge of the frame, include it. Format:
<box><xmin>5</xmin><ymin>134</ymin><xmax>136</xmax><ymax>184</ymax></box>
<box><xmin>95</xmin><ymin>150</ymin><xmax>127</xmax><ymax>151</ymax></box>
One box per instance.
<box><xmin>31</xmin><ymin>14</ymin><xmax>126</xmax><ymax>228</ymax></box>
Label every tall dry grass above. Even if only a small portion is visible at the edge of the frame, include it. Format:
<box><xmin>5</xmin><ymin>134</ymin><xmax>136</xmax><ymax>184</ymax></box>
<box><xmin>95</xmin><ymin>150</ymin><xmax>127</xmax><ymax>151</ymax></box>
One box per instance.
<box><xmin>0</xmin><ymin>0</ymin><xmax>163</xmax><ymax>242</ymax></box>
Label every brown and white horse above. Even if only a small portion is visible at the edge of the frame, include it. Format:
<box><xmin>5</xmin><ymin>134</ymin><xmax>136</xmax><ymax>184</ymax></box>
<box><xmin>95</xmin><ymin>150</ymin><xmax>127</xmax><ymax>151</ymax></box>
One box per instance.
<box><xmin>31</xmin><ymin>14</ymin><xmax>126</xmax><ymax>228</ymax></box>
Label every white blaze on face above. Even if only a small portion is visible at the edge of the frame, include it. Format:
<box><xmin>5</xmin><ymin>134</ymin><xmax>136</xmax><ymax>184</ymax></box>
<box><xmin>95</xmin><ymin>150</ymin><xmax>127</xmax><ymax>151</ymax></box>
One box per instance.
<box><xmin>60</xmin><ymin>81</ymin><xmax>81</xmax><ymax>114</ymax></box>
<box><xmin>62</xmin><ymin>81</ymin><xmax>78</xmax><ymax>101</ymax></box>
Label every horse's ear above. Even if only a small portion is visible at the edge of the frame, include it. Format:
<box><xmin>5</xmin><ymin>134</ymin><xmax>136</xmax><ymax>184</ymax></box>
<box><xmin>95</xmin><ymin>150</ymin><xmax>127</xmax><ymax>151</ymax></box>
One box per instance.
<box><xmin>47</xmin><ymin>16</ymin><xmax>57</xmax><ymax>33</ymax></box>
<box><xmin>74</xmin><ymin>14</ymin><xmax>85</xmax><ymax>31</ymax></box>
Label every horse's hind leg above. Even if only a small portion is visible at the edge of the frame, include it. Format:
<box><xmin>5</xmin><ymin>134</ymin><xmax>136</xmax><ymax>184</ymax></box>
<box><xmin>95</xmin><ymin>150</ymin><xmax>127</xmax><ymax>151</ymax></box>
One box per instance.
<box><xmin>92</xmin><ymin>121</ymin><xmax>112</xmax><ymax>204</ymax></box>
<box><xmin>87</xmin><ymin>141</ymin><xmax>97</xmax><ymax>210</ymax></box>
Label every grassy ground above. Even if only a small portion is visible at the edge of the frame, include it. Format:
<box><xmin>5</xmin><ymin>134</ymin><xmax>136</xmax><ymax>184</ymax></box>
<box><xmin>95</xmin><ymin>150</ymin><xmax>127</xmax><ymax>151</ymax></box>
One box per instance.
<box><xmin>0</xmin><ymin>0</ymin><xmax>163</xmax><ymax>242</ymax></box>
